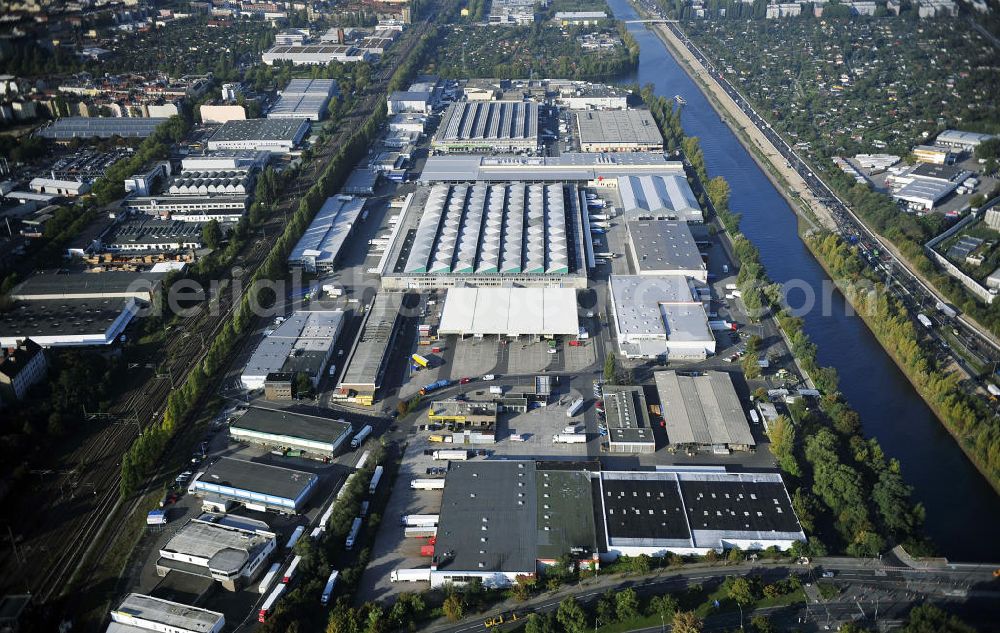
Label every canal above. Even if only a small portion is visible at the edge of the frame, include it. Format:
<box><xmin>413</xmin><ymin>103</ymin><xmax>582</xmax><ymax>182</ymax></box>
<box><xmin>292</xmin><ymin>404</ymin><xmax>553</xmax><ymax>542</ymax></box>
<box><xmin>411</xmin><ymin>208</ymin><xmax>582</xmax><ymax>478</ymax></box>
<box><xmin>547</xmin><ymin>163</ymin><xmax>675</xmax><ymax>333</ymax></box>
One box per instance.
<box><xmin>606</xmin><ymin>0</ymin><xmax>999</xmax><ymax>561</ymax></box>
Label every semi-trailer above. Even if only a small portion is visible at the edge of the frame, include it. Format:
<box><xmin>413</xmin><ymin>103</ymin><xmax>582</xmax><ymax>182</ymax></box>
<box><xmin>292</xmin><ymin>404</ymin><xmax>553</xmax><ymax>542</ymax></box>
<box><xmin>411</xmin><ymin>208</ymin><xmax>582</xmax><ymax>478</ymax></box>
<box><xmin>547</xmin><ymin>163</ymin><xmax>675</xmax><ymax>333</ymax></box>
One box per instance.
<box><xmin>566</xmin><ymin>397</ymin><xmax>584</xmax><ymax>417</ymax></box>
<box><xmin>553</xmin><ymin>433</ymin><xmax>587</xmax><ymax>444</ymax></box>
<box><xmin>419</xmin><ymin>379</ymin><xmax>451</xmax><ymax>396</ymax></box>
<box><xmin>432</xmin><ymin>449</ymin><xmax>468</xmax><ymax>461</ymax></box>
<box><xmin>320</xmin><ymin>569</ymin><xmax>340</xmax><ymax>606</ymax></box>
<box><xmin>411</xmin><ymin>353</ymin><xmax>430</xmax><ymax>368</ymax></box>
<box><xmin>259</xmin><ymin>584</ymin><xmax>286</xmax><ymax>622</ymax></box>
<box><xmin>401</xmin><ymin>514</ymin><xmax>439</xmax><ymax>527</ymax></box>
<box><xmin>917</xmin><ymin>313</ymin><xmax>933</xmax><ymax>328</ymax></box>
<box><xmin>360</xmin><ymin>500</ymin><xmax>370</xmax><ymax>518</ymax></box>
<box><xmin>369</xmin><ymin>465</ymin><xmax>384</xmax><ymax>494</ymax></box>
<box><xmin>410</xmin><ymin>478</ymin><xmax>446</xmax><ymax>490</ymax></box>
<box><xmin>283</xmin><ymin>555</ymin><xmax>302</xmax><ymax>583</ymax></box>
<box><xmin>285</xmin><ymin>525</ymin><xmax>305</xmax><ymax>549</ymax></box>
<box><xmin>345</xmin><ymin>517</ymin><xmax>363</xmax><ymax>550</ymax></box>
<box><xmin>404</xmin><ymin>526</ymin><xmax>438</xmax><ymax>538</ymax></box>
<box><xmin>310</xmin><ymin>526</ymin><xmax>323</xmax><ymax>540</ymax></box>
<box><xmin>354</xmin><ymin>449</ymin><xmax>371</xmax><ymax>470</ymax></box>
<box><xmin>708</xmin><ymin>320</ymin><xmax>737</xmax><ymax>331</ymax></box>
<box><xmin>390</xmin><ymin>568</ymin><xmax>432</xmax><ymax>583</ymax></box>
<box><xmin>258</xmin><ymin>562</ymin><xmax>281</xmax><ymax>594</ymax></box>
<box><xmin>351</xmin><ymin>425</ymin><xmax>373</xmax><ymax>449</ymax></box>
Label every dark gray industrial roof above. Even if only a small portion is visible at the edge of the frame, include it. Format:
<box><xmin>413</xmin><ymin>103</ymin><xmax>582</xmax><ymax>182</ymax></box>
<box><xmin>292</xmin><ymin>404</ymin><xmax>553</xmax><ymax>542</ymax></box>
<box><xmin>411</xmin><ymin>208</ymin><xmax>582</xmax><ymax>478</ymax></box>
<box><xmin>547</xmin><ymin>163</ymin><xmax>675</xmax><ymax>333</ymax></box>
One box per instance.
<box><xmin>232</xmin><ymin>407</ymin><xmax>351</xmax><ymax>446</ymax></box>
<box><xmin>37</xmin><ymin>117</ymin><xmax>168</xmax><ymax>139</ymax></box>
<box><xmin>113</xmin><ymin>594</ymin><xmax>223</xmax><ymax>632</ymax></box>
<box><xmin>627</xmin><ymin>220</ymin><xmax>706</xmax><ymax>275</ymax></box>
<box><xmin>102</xmin><ymin>218</ymin><xmax>206</xmax><ymax>248</ymax></box>
<box><xmin>12</xmin><ymin>271</ymin><xmax>166</xmax><ymax>299</ymax></box>
<box><xmin>574</xmin><ymin>110</ymin><xmax>663</xmax><ymax>147</ymax></box>
<box><xmin>208</xmin><ymin>118</ymin><xmax>309</xmax><ymax>143</ymax></box>
<box><xmin>0</xmin><ymin>298</ymin><xmax>134</xmax><ymax>340</ymax></box>
<box><xmin>535</xmin><ymin>469</ymin><xmax>597</xmax><ymax>561</ymax></box>
<box><xmin>196</xmin><ymin>457</ymin><xmax>316</xmax><ymax>500</ymax></box>
<box><xmin>434</xmin><ymin>461</ymin><xmax>538</xmax><ymax>574</ymax></box>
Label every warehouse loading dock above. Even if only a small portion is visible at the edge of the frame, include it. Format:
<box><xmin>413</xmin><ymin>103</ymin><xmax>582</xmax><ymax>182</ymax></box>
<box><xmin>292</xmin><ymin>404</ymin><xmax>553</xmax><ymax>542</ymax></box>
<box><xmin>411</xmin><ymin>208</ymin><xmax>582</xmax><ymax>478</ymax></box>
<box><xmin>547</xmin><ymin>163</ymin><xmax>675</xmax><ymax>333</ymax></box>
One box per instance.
<box><xmin>229</xmin><ymin>407</ymin><xmax>352</xmax><ymax>460</ymax></box>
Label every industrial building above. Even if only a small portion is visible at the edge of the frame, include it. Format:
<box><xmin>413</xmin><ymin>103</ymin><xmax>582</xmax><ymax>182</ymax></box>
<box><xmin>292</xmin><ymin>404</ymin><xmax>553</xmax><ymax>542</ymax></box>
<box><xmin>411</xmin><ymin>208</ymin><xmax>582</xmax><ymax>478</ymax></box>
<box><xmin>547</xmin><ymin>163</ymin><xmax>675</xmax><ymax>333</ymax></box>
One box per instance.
<box><xmin>156</xmin><ymin>514</ymin><xmax>277</xmax><ymax>590</ymax></box>
<box><xmin>574</xmin><ymin>110</ymin><xmax>663</xmax><ymax>153</ymax></box>
<box><xmin>934</xmin><ymin>129</ymin><xmax>996</xmax><ymax>152</ymax></box>
<box><xmin>199</xmin><ymin>104</ymin><xmax>247</xmax><ymax>124</ymax></box>
<box><xmin>29</xmin><ymin>177</ymin><xmax>90</xmax><ymax>197</ymax></box>
<box><xmin>268</xmin><ymin>78</ymin><xmax>339</xmax><ymax>121</ymax></box>
<box><xmin>653</xmin><ymin>371</ymin><xmax>755</xmax><ymax>453</ymax></box>
<box><xmin>287</xmin><ymin>195</ymin><xmax>365</xmax><ymax>272</ymax></box>
<box><xmin>229</xmin><ymin>407</ymin><xmax>352</xmax><ymax>459</ymax></box>
<box><xmin>378</xmin><ymin>183</ymin><xmax>588</xmax><ymax>289</ymax></box>
<box><xmin>433</xmin><ymin>101</ymin><xmax>540</xmax><ymax>153</ymax></box>
<box><xmin>240</xmin><ymin>310</ymin><xmax>345</xmax><ymax>391</ymax></box>
<box><xmin>601</xmin><ymin>385</ymin><xmax>655</xmax><ymax>454</ymax></box>
<box><xmin>387</xmin><ymin>90</ymin><xmax>434</xmax><ymax>115</ymax></box>
<box><xmin>423</xmin><ymin>462</ymin><xmax>802</xmax><ymax>588</ymax></box>
<box><xmin>911</xmin><ymin>145</ymin><xmax>953</xmax><ymax>165</ymax></box>
<box><xmin>338</xmin><ymin>292</ymin><xmax>404</xmax><ymax>406</ymax></box>
<box><xmin>626</xmin><ymin>220</ymin><xmax>707</xmax><ymax>282</ymax></box>
<box><xmin>99</xmin><ymin>217</ymin><xmax>206</xmax><ymax>253</ymax></box>
<box><xmin>618</xmin><ymin>174</ymin><xmax>703</xmax><ymax>223</ymax></box>
<box><xmin>608</xmin><ymin>275</ymin><xmax>715</xmax><ymax>360</ymax></box>
<box><xmin>428</xmin><ymin>400</ymin><xmax>497</xmax><ymax>443</ymax></box>
<box><xmin>891</xmin><ymin>163</ymin><xmax>972</xmax><ymax>210</ymax></box>
<box><xmin>554</xmin><ymin>11</ymin><xmax>608</xmax><ymax>24</ymax></box>
<box><xmin>37</xmin><ymin>116</ymin><xmax>169</xmax><ymax>140</ymax></box>
<box><xmin>438</xmin><ymin>287</ymin><xmax>579</xmax><ymax>337</ymax></box>
<box><xmin>0</xmin><ymin>338</ymin><xmax>47</xmax><ymax>403</ymax></box>
<box><xmin>343</xmin><ymin>168</ymin><xmax>379</xmax><ymax>196</ymax></box>
<box><xmin>9</xmin><ymin>271</ymin><xmax>165</xmax><ymax>302</ymax></box>
<box><xmin>420</xmin><ymin>152</ymin><xmax>685</xmax><ymax>183</ymax></box>
<box><xmin>207</xmin><ymin>118</ymin><xmax>310</xmax><ymax>153</ymax></box>
<box><xmin>125</xmin><ymin>165</ymin><xmax>254</xmax><ymax>222</ymax></box>
<box><xmin>108</xmin><ymin>594</ymin><xmax>224</xmax><ymax>633</ymax></box>
<box><xmin>181</xmin><ymin>150</ymin><xmax>270</xmax><ymax>171</ymax></box>
<box><xmin>189</xmin><ymin>458</ymin><xmax>318</xmax><ymax>514</ymax></box>
<box><xmin>261</xmin><ymin>45</ymin><xmax>370</xmax><ymax>65</ymax></box>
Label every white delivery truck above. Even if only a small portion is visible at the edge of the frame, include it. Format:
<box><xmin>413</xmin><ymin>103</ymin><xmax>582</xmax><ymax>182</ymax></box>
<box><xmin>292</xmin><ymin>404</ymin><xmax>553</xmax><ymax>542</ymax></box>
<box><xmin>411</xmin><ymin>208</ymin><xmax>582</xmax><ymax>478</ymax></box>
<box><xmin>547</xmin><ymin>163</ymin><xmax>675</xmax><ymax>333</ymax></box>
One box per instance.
<box><xmin>258</xmin><ymin>562</ymin><xmax>281</xmax><ymax>594</ymax></box>
<box><xmin>410</xmin><ymin>479</ymin><xmax>446</xmax><ymax>490</ymax></box>
<box><xmin>369</xmin><ymin>465</ymin><xmax>384</xmax><ymax>494</ymax></box>
<box><xmin>432</xmin><ymin>449</ymin><xmax>469</xmax><ymax>461</ymax></box>
<box><xmin>391</xmin><ymin>568</ymin><xmax>432</xmax><ymax>583</ymax></box>
<box><xmin>345</xmin><ymin>517</ymin><xmax>363</xmax><ymax>550</ymax></box>
<box><xmin>404</xmin><ymin>526</ymin><xmax>438</xmax><ymax>538</ymax></box>
<box><xmin>553</xmin><ymin>433</ymin><xmax>587</xmax><ymax>444</ymax></box>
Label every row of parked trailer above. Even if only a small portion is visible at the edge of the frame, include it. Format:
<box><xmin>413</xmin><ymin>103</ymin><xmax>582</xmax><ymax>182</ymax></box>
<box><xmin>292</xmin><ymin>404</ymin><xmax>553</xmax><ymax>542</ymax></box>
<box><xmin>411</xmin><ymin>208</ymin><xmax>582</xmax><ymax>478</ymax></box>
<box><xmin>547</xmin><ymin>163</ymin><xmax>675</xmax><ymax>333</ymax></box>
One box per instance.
<box><xmin>260</xmin><ymin>446</ymin><xmax>383</xmax><ymax>621</ymax></box>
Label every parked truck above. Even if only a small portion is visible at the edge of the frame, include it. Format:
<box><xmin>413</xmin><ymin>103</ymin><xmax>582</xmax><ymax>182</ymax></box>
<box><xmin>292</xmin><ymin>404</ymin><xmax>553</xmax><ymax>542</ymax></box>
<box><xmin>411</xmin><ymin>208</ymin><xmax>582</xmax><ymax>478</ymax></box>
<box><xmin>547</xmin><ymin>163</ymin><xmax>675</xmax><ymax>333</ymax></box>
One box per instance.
<box><xmin>936</xmin><ymin>301</ymin><xmax>958</xmax><ymax>319</ymax></box>
<box><xmin>917</xmin><ymin>313</ymin><xmax>933</xmax><ymax>329</ymax></box>
<box><xmin>404</xmin><ymin>526</ymin><xmax>438</xmax><ymax>538</ymax></box>
<box><xmin>259</xmin><ymin>584</ymin><xmax>286</xmax><ymax>622</ymax></box>
<box><xmin>566</xmin><ymin>397</ymin><xmax>584</xmax><ymax>417</ymax></box>
<box><xmin>285</xmin><ymin>525</ymin><xmax>305</xmax><ymax>550</ymax></box>
<box><xmin>320</xmin><ymin>569</ymin><xmax>340</xmax><ymax>606</ymax></box>
<box><xmin>391</xmin><ymin>568</ymin><xmax>432</xmax><ymax>583</ymax></box>
<box><xmin>708</xmin><ymin>320</ymin><xmax>738</xmax><ymax>331</ymax></box>
<box><xmin>489</xmin><ymin>385</ymin><xmax>503</xmax><ymax>395</ymax></box>
<box><xmin>411</xmin><ymin>478</ymin><xmax>446</xmax><ymax>490</ymax></box>
<box><xmin>369</xmin><ymin>465</ymin><xmax>384</xmax><ymax>494</ymax></box>
<box><xmin>419</xmin><ymin>379</ymin><xmax>451</xmax><ymax>396</ymax></box>
<box><xmin>411</xmin><ymin>353</ymin><xmax>430</xmax><ymax>368</ymax></box>
<box><xmin>259</xmin><ymin>562</ymin><xmax>281</xmax><ymax>594</ymax></box>
<box><xmin>351</xmin><ymin>425</ymin><xmax>373</xmax><ymax>449</ymax></box>
<box><xmin>553</xmin><ymin>433</ymin><xmax>587</xmax><ymax>444</ymax></box>
<box><xmin>283</xmin><ymin>556</ymin><xmax>302</xmax><ymax>584</ymax></box>
<box><xmin>345</xmin><ymin>517</ymin><xmax>363</xmax><ymax>550</ymax></box>
<box><xmin>988</xmin><ymin>383</ymin><xmax>1000</xmax><ymax>398</ymax></box>
<box><xmin>433</xmin><ymin>449</ymin><xmax>469</xmax><ymax>461</ymax></box>
<box><xmin>401</xmin><ymin>514</ymin><xmax>439</xmax><ymax>527</ymax></box>
<box><xmin>146</xmin><ymin>510</ymin><xmax>167</xmax><ymax>526</ymax></box>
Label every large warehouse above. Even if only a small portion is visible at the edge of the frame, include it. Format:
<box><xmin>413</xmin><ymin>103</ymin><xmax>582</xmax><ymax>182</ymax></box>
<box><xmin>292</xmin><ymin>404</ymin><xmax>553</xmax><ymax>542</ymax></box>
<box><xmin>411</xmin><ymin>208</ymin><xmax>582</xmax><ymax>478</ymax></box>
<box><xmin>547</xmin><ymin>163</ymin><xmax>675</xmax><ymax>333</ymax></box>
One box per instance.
<box><xmin>421</xmin><ymin>462</ymin><xmax>803</xmax><ymax>588</ymax></box>
<box><xmin>207</xmin><ymin>119</ymin><xmax>310</xmax><ymax>153</ymax></box>
<box><xmin>240</xmin><ymin>310</ymin><xmax>345</xmax><ymax>391</ymax></box>
<box><xmin>156</xmin><ymin>514</ymin><xmax>277</xmax><ymax>591</ymax></box>
<box><xmin>608</xmin><ymin>275</ymin><xmax>715</xmax><ymax>360</ymax></box>
<box><xmin>230</xmin><ymin>407</ymin><xmax>352</xmax><ymax>459</ymax></box>
<box><xmin>653</xmin><ymin>370</ymin><xmax>755</xmax><ymax>453</ymax></box>
<box><xmin>379</xmin><ymin>183</ymin><xmax>588</xmax><ymax>289</ymax></box>
<box><xmin>438</xmin><ymin>287</ymin><xmax>579</xmax><ymax>337</ymax></box>
<box><xmin>268</xmin><ymin>78</ymin><xmax>339</xmax><ymax>121</ymax></box>
<box><xmin>338</xmin><ymin>292</ymin><xmax>404</xmax><ymax>406</ymax></box>
<box><xmin>37</xmin><ymin>117</ymin><xmax>168</xmax><ymax>140</ymax></box>
<box><xmin>626</xmin><ymin>220</ymin><xmax>707</xmax><ymax>282</ymax></box>
<box><xmin>420</xmin><ymin>152</ymin><xmax>686</xmax><ymax>183</ymax></box>
<box><xmin>618</xmin><ymin>174</ymin><xmax>703</xmax><ymax>223</ymax></box>
<box><xmin>433</xmin><ymin>101</ymin><xmax>540</xmax><ymax>153</ymax></box>
<box><xmin>602</xmin><ymin>385</ymin><xmax>655</xmax><ymax>454</ymax></box>
<box><xmin>189</xmin><ymin>457</ymin><xmax>318</xmax><ymax>514</ymax></box>
<box><xmin>261</xmin><ymin>44</ymin><xmax>370</xmax><ymax>65</ymax></box>
<box><xmin>574</xmin><ymin>109</ymin><xmax>663</xmax><ymax>153</ymax></box>
<box><xmin>288</xmin><ymin>195</ymin><xmax>365</xmax><ymax>272</ymax></box>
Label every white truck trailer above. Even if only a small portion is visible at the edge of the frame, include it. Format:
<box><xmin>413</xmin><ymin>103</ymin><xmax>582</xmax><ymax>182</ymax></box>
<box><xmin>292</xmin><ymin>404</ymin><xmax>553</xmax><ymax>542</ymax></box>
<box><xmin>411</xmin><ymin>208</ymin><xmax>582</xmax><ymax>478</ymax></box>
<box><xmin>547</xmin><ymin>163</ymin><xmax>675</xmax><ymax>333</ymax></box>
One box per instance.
<box><xmin>553</xmin><ymin>433</ymin><xmax>587</xmax><ymax>444</ymax></box>
<box><xmin>432</xmin><ymin>449</ymin><xmax>468</xmax><ymax>461</ymax></box>
<box><xmin>369</xmin><ymin>465</ymin><xmax>384</xmax><ymax>494</ymax></box>
<box><xmin>345</xmin><ymin>517</ymin><xmax>363</xmax><ymax>550</ymax></box>
<box><xmin>401</xmin><ymin>514</ymin><xmax>439</xmax><ymax>527</ymax></box>
<box><xmin>351</xmin><ymin>425</ymin><xmax>373</xmax><ymax>449</ymax></box>
<box><xmin>566</xmin><ymin>397</ymin><xmax>584</xmax><ymax>417</ymax></box>
<box><xmin>410</xmin><ymin>478</ymin><xmax>446</xmax><ymax>490</ymax></box>
<box><xmin>390</xmin><ymin>568</ymin><xmax>432</xmax><ymax>583</ymax></box>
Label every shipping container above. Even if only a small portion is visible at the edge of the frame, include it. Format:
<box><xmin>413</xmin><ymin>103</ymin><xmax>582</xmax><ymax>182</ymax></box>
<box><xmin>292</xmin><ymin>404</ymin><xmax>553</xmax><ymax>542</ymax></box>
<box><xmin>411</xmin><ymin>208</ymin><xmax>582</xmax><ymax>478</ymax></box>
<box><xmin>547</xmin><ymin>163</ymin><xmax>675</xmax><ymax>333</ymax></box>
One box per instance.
<box><xmin>410</xmin><ymin>478</ymin><xmax>446</xmax><ymax>490</ymax></box>
<box><xmin>345</xmin><ymin>517</ymin><xmax>363</xmax><ymax>550</ymax></box>
<box><xmin>321</xmin><ymin>570</ymin><xmax>340</xmax><ymax>606</ymax></box>
<box><xmin>259</xmin><ymin>562</ymin><xmax>281</xmax><ymax>594</ymax></box>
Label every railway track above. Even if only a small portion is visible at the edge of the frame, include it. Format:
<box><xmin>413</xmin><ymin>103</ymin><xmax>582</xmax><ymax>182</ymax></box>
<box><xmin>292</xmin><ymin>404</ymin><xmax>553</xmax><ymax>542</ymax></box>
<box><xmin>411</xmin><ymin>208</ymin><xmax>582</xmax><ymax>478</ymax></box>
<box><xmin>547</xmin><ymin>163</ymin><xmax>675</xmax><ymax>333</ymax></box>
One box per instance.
<box><xmin>6</xmin><ymin>20</ymin><xmax>437</xmax><ymax>609</ymax></box>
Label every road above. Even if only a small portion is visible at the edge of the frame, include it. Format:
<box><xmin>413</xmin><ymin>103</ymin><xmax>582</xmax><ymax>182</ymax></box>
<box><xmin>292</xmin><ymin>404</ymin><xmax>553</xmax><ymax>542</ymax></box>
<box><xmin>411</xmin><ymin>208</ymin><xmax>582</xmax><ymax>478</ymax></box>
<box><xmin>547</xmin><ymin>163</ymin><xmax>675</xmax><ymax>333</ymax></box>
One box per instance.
<box><xmin>630</xmin><ymin>1</ymin><xmax>1000</xmax><ymax>402</ymax></box>
<box><xmin>420</xmin><ymin>556</ymin><xmax>1000</xmax><ymax>633</ymax></box>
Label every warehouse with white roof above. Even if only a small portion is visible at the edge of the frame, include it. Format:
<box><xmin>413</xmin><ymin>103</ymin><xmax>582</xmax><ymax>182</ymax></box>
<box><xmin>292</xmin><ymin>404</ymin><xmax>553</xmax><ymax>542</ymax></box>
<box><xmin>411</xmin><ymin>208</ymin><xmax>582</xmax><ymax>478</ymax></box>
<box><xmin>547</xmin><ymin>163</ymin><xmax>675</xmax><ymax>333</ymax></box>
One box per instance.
<box><xmin>618</xmin><ymin>174</ymin><xmax>703</xmax><ymax>223</ymax></box>
<box><xmin>653</xmin><ymin>370</ymin><xmax>755</xmax><ymax>452</ymax></box>
<box><xmin>433</xmin><ymin>101</ymin><xmax>539</xmax><ymax>153</ymax></box>
<box><xmin>379</xmin><ymin>182</ymin><xmax>588</xmax><ymax>289</ymax></box>
<box><xmin>288</xmin><ymin>195</ymin><xmax>365</xmax><ymax>272</ymax></box>
<box><xmin>608</xmin><ymin>275</ymin><xmax>715</xmax><ymax>360</ymax></box>
<box><xmin>268</xmin><ymin>78</ymin><xmax>339</xmax><ymax>121</ymax></box>
<box><xmin>240</xmin><ymin>310</ymin><xmax>345</xmax><ymax>390</ymax></box>
<box><xmin>438</xmin><ymin>287</ymin><xmax>579</xmax><ymax>337</ymax></box>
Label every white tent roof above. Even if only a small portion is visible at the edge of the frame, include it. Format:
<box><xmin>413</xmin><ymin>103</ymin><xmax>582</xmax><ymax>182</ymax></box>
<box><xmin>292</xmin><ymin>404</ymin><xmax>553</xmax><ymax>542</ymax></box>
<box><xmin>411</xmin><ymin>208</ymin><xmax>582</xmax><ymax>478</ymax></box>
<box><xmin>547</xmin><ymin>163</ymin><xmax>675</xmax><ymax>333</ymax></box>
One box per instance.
<box><xmin>439</xmin><ymin>288</ymin><xmax>578</xmax><ymax>336</ymax></box>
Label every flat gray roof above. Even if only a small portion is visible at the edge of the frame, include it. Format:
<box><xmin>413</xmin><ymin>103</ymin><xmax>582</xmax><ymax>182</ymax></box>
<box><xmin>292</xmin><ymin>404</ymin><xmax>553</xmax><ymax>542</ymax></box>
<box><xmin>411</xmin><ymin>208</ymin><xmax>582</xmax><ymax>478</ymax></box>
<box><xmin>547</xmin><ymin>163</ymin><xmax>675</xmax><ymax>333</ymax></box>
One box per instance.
<box><xmin>37</xmin><ymin>117</ymin><xmax>168</xmax><ymax>139</ymax></box>
<box><xmin>435</xmin><ymin>461</ymin><xmax>538</xmax><ymax>574</ymax></box>
<box><xmin>653</xmin><ymin>371</ymin><xmax>755</xmax><ymax>447</ymax></box>
<box><xmin>288</xmin><ymin>196</ymin><xmax>365</xmax><ymax>267</ymax></box>
<box><xmin>602</xmin><ymin>385</ymin><xmax>655</xmax><ymax>447</ymax></box>
<box><xmin>609</xmin><ymin>275</ymin><xmax>711</xmax><ymax>340</ymax></box>
<box><xmin>112</xmin><ymin>593</ymin><xmax>223</xmax><ymax>632</ymax></box>
<box><xmin>535</xmin><ymin>469</ymin><xmax>597</xmax><ymax>561</ymax></box>
<box><xmin>420</xmin><ymin>152</ymin><xmax>683</xmax><ymax>183</ymax></box>
<box><xmin>241</xmin><ymin>310</ymin><xmax>344</xmax><ymax>382</ymax></box>
<box><xmin>208</xmin><ymin>118</ymin><xmax>309</xmax><ymax>143</ymax></box>
<box><xmin>11</xmin><ymin>271</ymin><xmax>165</xmax><ymax>300</ymax></box>
<box><xmin>340</xmin><ymin>292</ymin><xmax>403</xmax><ymax>391</ymax></box>
<box><xmin>618</xmin><ymin>174</ymin><xmax>702</xmax><ymax>223</ymax></box>
<box><xmin>627</xmin><ymin>220</ymin><xmax>706</xmax><ymax>275</ymax></box>
<box><xmin>231</xmin><ymin>407</ymin><xmax>351</xmax><ymax>448</ymax></box>
<box><xmin>195</xmin><ymin>457</ymin><xmax>317</xmax><ymax>502</ymax></box>
<box><xmin>0</xmin><ymin>298</ymin><xmax>135</xmax><ymax>344</ymax></box>
<box><xmin>574</xmin><ymin>110</ymin><xmax>663</xmax><ymax>147</ymax></box>
<box><xmin>102</xmin><ymin>218</ymin><xmax>206</xmax><ymax>248</ymax></box>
